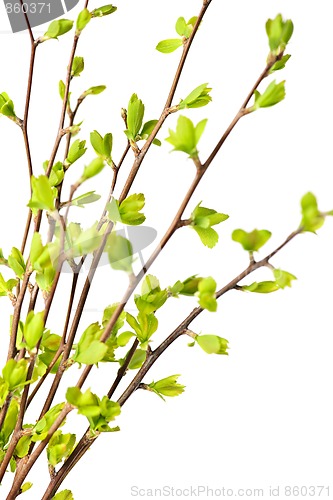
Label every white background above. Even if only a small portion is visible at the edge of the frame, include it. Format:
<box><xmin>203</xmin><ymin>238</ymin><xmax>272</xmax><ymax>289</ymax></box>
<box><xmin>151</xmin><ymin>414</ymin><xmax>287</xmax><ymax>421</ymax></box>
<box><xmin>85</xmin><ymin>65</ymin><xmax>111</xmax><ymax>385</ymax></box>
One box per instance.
<box><xmin>0</xmin><ymin>0</ymin><xmax>332</xmax><ymax>499</ymax></box>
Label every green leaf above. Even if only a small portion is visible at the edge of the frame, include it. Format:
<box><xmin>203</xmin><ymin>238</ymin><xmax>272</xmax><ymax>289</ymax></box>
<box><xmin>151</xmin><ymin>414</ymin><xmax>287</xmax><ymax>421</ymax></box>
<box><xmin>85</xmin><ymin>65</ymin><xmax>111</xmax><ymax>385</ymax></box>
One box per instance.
<box><xmin>107</xmin><ymin>232</ymin><xmax>133</xmax><ymax>273</ymax></box>
<box><xmin>28</xmin><ymin>175</ymin><xmax>55</xmax><ymax>212</ymax></box>
<box><xmin>177</xmin><ymin>275</ymin><xmax>203</xmax><ymax>296</ymax></box>
<box><xmin>119</xmin><ymin>193</ymin><xmax>146</xmax><ymax>226</ymax></box>
<box><xmin>273</xmin><ymin>269</ymin><xmax>297</xmax><ymax>289</ymax></box>
<box><xmin>190</xmin><ymin>202</ymin><xmax>229</xmax><ymax>248</ymax></box>
<box><xmin>166</xmin><ymin>116</ymin><xmax>207</xmax><ymax>158</ymax></box>
<box><xmin>76</xmin><ymin>8</ymin><xmax>91</xmax><ymax>32</ymax></box>
<box><xmin>177</xmin><ymin>16</ymin><xmax>198</xmax><ymax>38</ymax></box>
<box><xmin>44</xmin><ymin>19</ymin><xmax>74</xmax><ymax>39</ymax></box>
<box><xmin>81</xmin><ymin>157</ymin><xmax>105</xmax><ymax>181</ymax></box>
<box><xmin>252</xmin><ymin>80</ymin><xmax>286</xmax><ymax>110</ymax></box>
<box><xmin>66</xmin><ymin>388</ymin><xmax>120</xmax><ymax>431</ymax></box>
<box><xmin>197</xmin><ymin>277</ymin><xmax>217</xmax><ymax>312</ymax></box>
<box><xmin>65</xmin><ymin>139</ymin><xmax>87</xmax><ymax>166</ymax></box>
<box><xmin>191</xmin><ymin>202</ymin><xmax>229</xmax><ymax>228</ymax></box>
<box><xmin>117</xmin><ymin>330</ymin><xmax>135</xmax><ymax>347</ymax></box>
<box><xmin>69</xmin><ymin>191</ymin><xmax>101</xmax><ymax>207</ymax></box>
<box><xmin>24</xmin><ymin>311</ymin><xmax>45</xmax><ymax>350</ymax></box>
<box><xmin>266</xmin><ymin>14</ymin><xmax>294</xmax><ymax>54</ymax></box>
<box><xmin>175</xmin><ymin>17</ymin><xmax>187</xmax><ymax>36</ymax></box>
<box><xmin>232</xmin><ymin>228</ymin><xmax>272</xmax><ymax>252</ymax></box>
<box><xmin>196</xmin><ymin>334</ymin><xmax>229</xmax><ymax>355</ymax></box>
<box><xmin>134</xmin><ymin>274</ymin><xmax>168</xmax><ymax>313</ymax></box>
<box><xmin>1</xmin><ymin>398</ymin><xmax>19</xmax><ymax>444</ymax></box>
<box><xmin>43</xmin><ymin>160</ymin><xmax>64</xmax><ymax>187</ymax></box>
<box><xmin>33</xmin><ymin>403</ymin><xmax>65</xmax><ymax>441</ymax></box>
<box><xmin>53</xmin><ymin>490</ymin><xmax>74</xmax><ymax>500</ymax></box>
<box><xmin>71</xmin><ymin>56</ymin><xmax>84</xmax><ymax>77</ymax></box>
<box><xmin>90</xmin><ymin>130</ymin><xmax>113</xmax><ymax>161</ymax></box>
<box><xmin>140</xmin><ymin>120</ymin><xmax>158</xmax><ymax>139</ymax></box>
<box><xmin>7</xmin><ymin>247</ymin><xmax>26</xmax><ymax>279</ymax></box>
<box><xmin>15</xmin><ymin>434</ymin><xmax>32</xmax><ymax>458</ymax></box>
<box><xmin>67</xmin><ymin>223</ymin><xmax>102</xmax><ymax>257</ymax></box>
<box><xmin>128</xmin><ymin>349</ymin><xmax>146</xmax><ymax>370</ymax></box>
<box><xmin>148</xmin><ymin>374</ymin><xmax>185</xmax><ymax>401</ymax></box>
<box><xmin>127</xmin><ymin>94</ymin><xmax>145</xmax><ymax>139</ymax></box>
<box><xmin>2</xmin><ymin>359</ymin><xmax>28</xmax><ymax>390</ymax></box>
<box><xmin>179</xmin><ymin>83</ymin><xmax>212</xmax><ymax>110</ymax></box>
<box><xmin>59</xmin><ymin>80</ymin><xmax>65</xmax><ymax>100</ymax></box>
<box><xmin>74</xmin><ymin>323</ymin><xmax>107</xmax><ymax>365</ymax></box>
<box><xmin>300</xmin><ymin>192</ymin><xmax>325</xmax><ymax>232</ymax></box>
<box><xmin>192</xmin><ymin>226</ymin><xmax>219</xmax><ymax>249</ymax></box>
<box><xmin>90</xmin><ymin>130</ymin><xmax>104</xmax><ymax>156</ymax></box>
<box><xmin>21</xmin><ymin>482</ymin><xmax>33</xmax><ymax>493</ymax></box>
<box><xmin>156</xmin><ymin>39</ymin><xmax>183</xmax><ymax>53</ymax></box>
<box><xmin>103</xmin><ymin>133</ymin><xmax>113</xmax><ymax>158</ymax></box>
<box><xmin>242</xmin><ymin>281</ymin><xmax>280</xmax><ymax>293</ymax></box>
<box><xmin>269</xmin><ymin>54</ymin><xmax>291</xmax><ymax>73</ymax></box>
<box><xmin>82</xmin><ymin>85</ymin><xmax>106</xmax><ymax>96</ymax></box>
<box><xmin>47</xmin><ymin>431</ymin><xmax>76</xmax><ymax>466</ymax></box>
<box><xmin>0</xmin><ymin>93</ymin><xmax>16</xmax><ymax>118</ymax></box>
<box><xmin>91</xmin><ymin>4</ymin><xmax>117</xmax><ymax>17</ymax></box>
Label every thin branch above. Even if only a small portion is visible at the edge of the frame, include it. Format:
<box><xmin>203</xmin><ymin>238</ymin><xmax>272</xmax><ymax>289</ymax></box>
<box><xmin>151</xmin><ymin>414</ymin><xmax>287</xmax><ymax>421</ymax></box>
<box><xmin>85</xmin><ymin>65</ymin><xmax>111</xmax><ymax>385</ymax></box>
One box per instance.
<box><xmin>44</xmin><ymin>226</ymin><xmax>303</xmax><ymax>496</ymax></box>
<box><xmin>19</xmin><ymin>0</ymin><xmax>34</xmax><ymax>44</ymax></box>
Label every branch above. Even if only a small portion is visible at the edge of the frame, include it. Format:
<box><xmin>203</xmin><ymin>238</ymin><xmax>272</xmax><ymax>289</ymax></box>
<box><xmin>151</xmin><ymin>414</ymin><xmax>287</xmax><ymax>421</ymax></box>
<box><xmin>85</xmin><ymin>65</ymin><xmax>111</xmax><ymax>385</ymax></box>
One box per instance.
<box><xmin>43</xmin><ymin>226</ymin><xmax>302</xmax><ymax>496</ymax></box>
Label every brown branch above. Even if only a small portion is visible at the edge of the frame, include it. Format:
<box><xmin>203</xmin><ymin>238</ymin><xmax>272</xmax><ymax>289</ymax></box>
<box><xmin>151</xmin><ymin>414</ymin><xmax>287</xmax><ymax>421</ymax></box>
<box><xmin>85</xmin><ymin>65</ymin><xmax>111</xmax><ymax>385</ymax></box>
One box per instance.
<box><xmin>43</xmin><ymin>226</ymin><xmax>302</xmax><ymax>496</ymax></box>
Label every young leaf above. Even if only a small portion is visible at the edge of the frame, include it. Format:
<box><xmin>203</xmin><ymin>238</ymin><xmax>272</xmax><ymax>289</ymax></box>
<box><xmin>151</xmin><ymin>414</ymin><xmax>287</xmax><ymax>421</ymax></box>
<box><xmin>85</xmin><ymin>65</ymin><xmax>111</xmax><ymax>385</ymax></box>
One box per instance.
<box><xmin>269</xmin><ymin>54</ymin><xmax>291</xmax><ymax>73</ymax></box>
<box><xmin>266</xmin><ymin>14</ymin><xmax>294</xmax><ymax>54</ymax></box>
<box><xmin>69</xmin><ymin>191</ymin><xmax>101</xmax><ymax>208</ymax></box>
<box><xmin>21</xmin><ymin>482</ymin><xmax>33</xmax><ymax>493</ymax></box>
<box><xmin>74</xmin><ymin>323</ymin><xmax>107</xmax><ymax>365</ymax></box>
<box><xmin>127</xmin><ymin>349</ymin><xmax>146</xmax><ymax>370</ymax></box>
<box><xmin>140</xmin><ymin>119</ymin><xmax>158</xmax><ymax>140</ymax></box>
<box><xmin>2</xmin><ymin>359</ymin><xmax>28</xmax><ymax>390</ymax></box>
<box><xmin>176</xmin><ymin>16</ymin><xmax>198</xmax><ymax>38</ymax></box>
<box><xmin>190</xmin><ymin>202</ymin><xmax>229</xmax><ymax>248</ymax></box>
<box><xmin>71</xmin><ymin>56</ymin><xmax>84</xmax><ymax>77</ymax></box>
<box><xmin>65</xmin><ymin>139</ymin><xmax>87</xmax><ymax>167</ymax></box>
<box><xmin>126</xmin><ymin>94</ymin><xmax>145</xmax><ymax>140</ymax></box>
<box><xmin>241</xmin><ymin>281</ymin><xmax>280</xmax><ymax>293</ymax></box>
<box><xmin>76</xmin><ymin>8</ymin><xmax>91</xmax><ymax>33</ymax></box>
<box><xmin>59</xmin><ymin>80</ymin><xmax>65</xmax><ymax>100</ymax></box>
<box><xmin>147</xmin><ymin>374</ymin><xmax>185</xmax><ymax>401</ymax></box>
<box><xmin>53</xmin><ymin>491</ymin><xmax>74</xmax><ymax>500</ymax></box>
<box><xmin>166</xmin><ymin>116</ymin><xmax>207</xmax><ymax>158</ymax></box>
<box><xmin>28</xmin><ymin>175</ymin><xmax>55</xmax><ymax>212</ymax></box>
<box><xmin>119</xmin><ymin>193</ymin><xmax>146</xmax><ymax>226</ymax></box>
<box><xmin>179</xmin><ymin>83</ymin><xmax>212</xmax><ymax>109</ymax></box>
<box><xmin>90</xmin><ymin>130</ymin><xmax>113</xmax><ymax>161</ymax></box>
<box><xmin>252</xmin><ymin>80</ymin><xmax>286</xmax><ymax>110</ymax></box>
<box><xmin>196</xmin><ymin>334</ymin><xmax>229</xmax><ymax>355</ymax></box>
<box><xmin>0</xmin><ymin>273</ymin><xmax>17</xmax><ymax>297</ymax></box>
<box><xmin>273</xmin><ymin>269</ymin><xmax>297</xmax><ymax>289</ymax></box>
<box><xmin>175</xmin><ymin>17</ymin><xmax>187</xmax><ymax>36</ymax></box>
<box><xmin>44</xmin><ymin>19</ymin><xmax>74</xmax><ymax>39</ymax></box>
<box><xmin>24</xmin><ymin>311</ymin><xmax>45</xmax><ymax>350</ymax></box>
<box><xmin>156</xmin><ymin>39</ymin><xmax>183</xmax><ymax>53</ymax></box>
<box><xmin>7</xmin><ymin>247</ymin><xmax>26</xmax><ymax>279</ymax></box>
<box><xmin>81</xmin><ymin>157</ymin><xmax>105</xmax><ymax>181</ymax></box>
<box><xmin>300</xmin><ymin>192</ymin><xmax>326</xmax><ymax>232</ymax></box>
<box><xmin>197</xmin><ymin>277</ymin><xmax>217</xmax><ymax>312</ymax></box>
<box><xmin>82</xmin><ymin>85</ymin><xmax>106</xmax><ymax>97</ymax></box>
<box><xmin>91</xmin><ymin>5</ymin><xmax>117</xmax><ymax>17</ymax></box>
<box><xmin>232</xmin><ymin>228</ymin><xmax>272</xmax><ymax>252</ymax></box>
<box><xmin>107</xmin><ymin>232</ymin><xmax>133</xmax><ymax>273</ymax></box>
<box><xmin>47</xmin><ymin>431</ymin><xmax>76</xmax><ymax>466</ymax></box>
<box><xmin>0</xmin><ymin>92</ymin><xmax>16</xmax><ymax>118</ymax></box>
<box><xmin>43</xmin><ymin>161</ymin><xmax>64</xmax><ymax>187</ymax></box>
